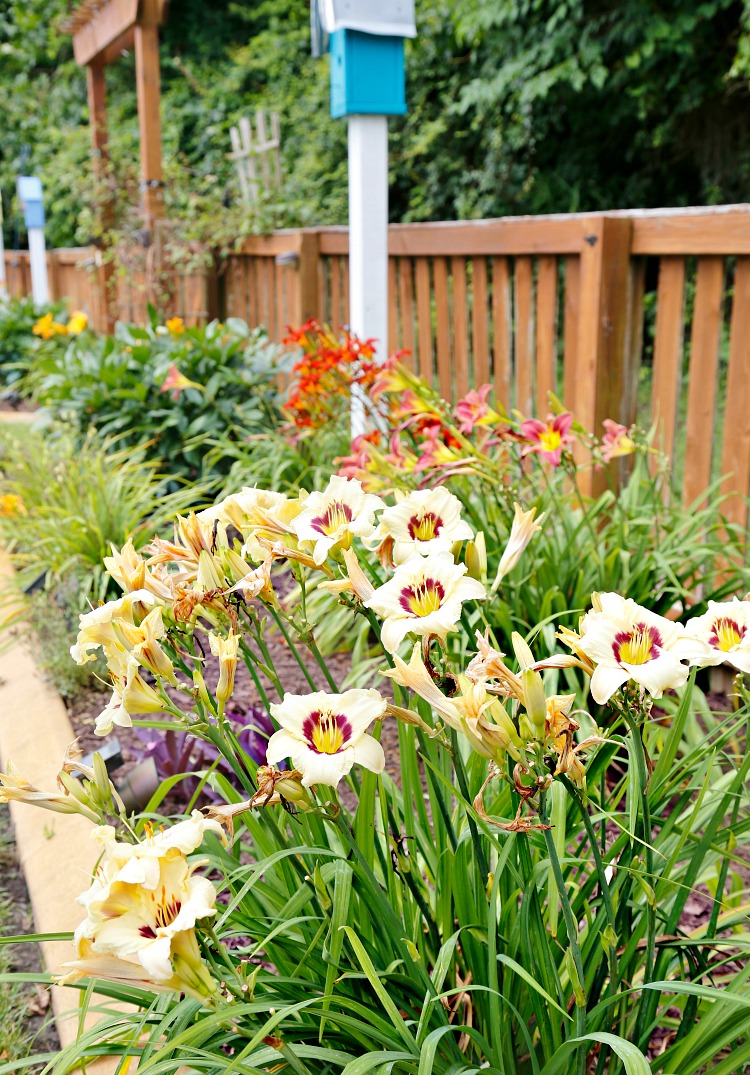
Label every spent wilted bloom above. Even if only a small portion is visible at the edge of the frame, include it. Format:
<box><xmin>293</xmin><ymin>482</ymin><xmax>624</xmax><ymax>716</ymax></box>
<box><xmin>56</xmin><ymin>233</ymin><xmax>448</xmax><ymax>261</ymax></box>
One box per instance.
<box><xmin>683</xmin><ymin>598</ymin><xmax>750</xmax><ymax>674</ymax></box>
<box><xmin>267</xmin><ymin>689</ymin><xmax>386</xmax><ymax>787</ymax></box>
<box><xmin>490</xmin><ymin>503</ymin><xmax>545</xmax><ymax>593</ymax></box>
<box><xmin>104</xmin><ymin>540</ymin><xmax>173</xmax><ymax>601</ymax></box>
<box><xmin>370</xmin><ymin>487</ymin><xmax>473</xmax><ymax>566</ymax></box>
<box><xmin>57</xmin><ymin>813</ymin><xmax>223</xmax><ymax>1001</ymax></box>
<box><xmin>520</xmin><ymin>412</ymin><xmax>575</xmax><ymax>466</ymax></box>
<box><xmin>292</xmin><ymin>476</ymin><xmax>385</xmax><ymax>565</ymax></box>
<box><xmin>573</xmin><ymin>592</ymin><xmax>710</xmax><ymax>704</ymax></box>
<box><xmin>365</xmin><ymin>552</ymin><xmax>486</xmax><ymax>654</ymax></box>
<box><xmin>601</xmin><ymin>419</ymin><xmax>636</xmax><ymax>463</ymax></box>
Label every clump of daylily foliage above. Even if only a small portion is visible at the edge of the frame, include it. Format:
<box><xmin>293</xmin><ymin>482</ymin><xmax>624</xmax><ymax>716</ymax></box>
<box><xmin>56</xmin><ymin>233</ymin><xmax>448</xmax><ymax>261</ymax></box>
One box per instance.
<box><xmin>3</xmin><ymin>341</ymin><xmax>750</xmax><ymax>1075</ymax></box>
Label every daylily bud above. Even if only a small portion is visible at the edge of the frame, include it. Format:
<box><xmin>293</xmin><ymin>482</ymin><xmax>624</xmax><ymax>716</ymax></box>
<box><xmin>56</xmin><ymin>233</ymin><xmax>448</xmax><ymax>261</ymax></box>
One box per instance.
<box><xmin>193</xmin><ymin>668</ymin><xmax>212</xmax><ymax>710</ymax></box>
<box><xmin>209</xmin><ymin>631</ymin><xmax>239</xmax><ymax>705</ymax></box>
<box><xmin>512</xmin><ymin>632</ymin><xmax>535</xmax><ymax>670</ymax></box>
<box><xmin>521</xmin><ymin>668</ymin><xmax>547</xmax><ymax>736</ymax></box>
<box><xmin>465</xmin><ymin>532</ymin><xmax>487</xmax><ymax>583</ymax></box>
<box><xmin>197</xmin><ymin>549</ymin><xmax>225</xmax><ymax>591</ymax></box>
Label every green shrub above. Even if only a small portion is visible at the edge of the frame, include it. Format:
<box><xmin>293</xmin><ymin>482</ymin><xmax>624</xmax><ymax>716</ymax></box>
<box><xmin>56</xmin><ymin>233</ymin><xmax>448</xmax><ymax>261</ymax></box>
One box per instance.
<box><xmin>0</xmin><ymin>295</ymin><xmax>67</xmax><ymax>392</ymax></box>
<box><xmin>19</xmin><ymin>313</ymin><xmax>285</xmax><ymax>486</ymax></box>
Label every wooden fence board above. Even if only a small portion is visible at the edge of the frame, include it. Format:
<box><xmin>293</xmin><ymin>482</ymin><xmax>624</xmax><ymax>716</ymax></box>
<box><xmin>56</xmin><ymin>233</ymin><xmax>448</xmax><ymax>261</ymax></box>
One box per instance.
<box><xmin>388</xmin><ymin>258</ymin><xmax>398</xmax><ymax>357</ymax></box>
<box><xmin>492</xmin><ymin>256</ymin><xmax>511</xmax><ymax>410</ymax></box>
<box><xmin>433</xmin><ymin>257</ymin><xmax>452</xmax><ymax>399</ymax></box>
<box><xmin>651</xmin><ymin>256</ymin><xmax>686</xmax><ymax>462</ymax></box>
<box><xmin>330</xmin><ymin>257</ymin><xmax>342</xmax><ymax>328</ymax></box>
<box><xmin>720</xmin><ymin>257</ymin><xmax>750</xmax><ymax>527</ymax></box>
<box><xmin>562</xmin><ymin>256</ymin><xmax>580</xmax><ymax>414</ymax></box>
<box><xmin>682</xmin><ymin>256</ymin><xmax>724</xmax><ymax>507</ymax></box>
<box><xmin>398</xmin><ymin>258</ymin><xmax>415</xmax><ymax>364</ymax></box>
<box><xmin>414</xmin><ymin>257</ymin><xmax>433</xmax><ymax>382</ymax></box>
<box><xmin>515</xmin><ymin>256</ymin><xmax>534</xmax><ymax>414</ymax></box>
<box><xmin>535</xmin><ymin>254</ymin><xmax>557</xmax><ymax>412</ymax></box>
<box><xmin>471</xmin><ymin>258</ymin><xmax>490</xmax><ymax>387</ymax></box>
<box><xmin>451</xmin><ymin>257</ymin><xmax>470</xmax><ymax>397</ymax></box>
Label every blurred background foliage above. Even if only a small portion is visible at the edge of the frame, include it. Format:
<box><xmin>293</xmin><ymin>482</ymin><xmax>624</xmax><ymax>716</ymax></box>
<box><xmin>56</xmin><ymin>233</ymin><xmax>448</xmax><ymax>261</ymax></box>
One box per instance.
<box><xmin>2</xmin><ymin>0</ymin><xmax>750</xmax><ymax>250</ymax></box>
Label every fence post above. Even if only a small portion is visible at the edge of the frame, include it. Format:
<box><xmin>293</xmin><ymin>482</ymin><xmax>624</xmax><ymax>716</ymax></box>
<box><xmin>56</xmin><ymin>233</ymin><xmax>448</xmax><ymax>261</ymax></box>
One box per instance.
<box><xmin>574</xmin><ymin>214</ymin><xmax>634</xmax><ymax>496</ymax></box>
<box><xmin>295</xmin><ymin>230</ymin><xmax>321</xmax><ymax>325</ymax></box>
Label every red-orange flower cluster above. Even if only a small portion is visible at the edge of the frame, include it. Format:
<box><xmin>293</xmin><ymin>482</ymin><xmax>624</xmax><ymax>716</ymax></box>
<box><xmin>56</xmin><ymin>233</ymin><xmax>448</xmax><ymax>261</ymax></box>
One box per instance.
<box><xmin>284</xmin><ymin>320</ymin><xmax>379</xmax><ymax>433</ymax></box>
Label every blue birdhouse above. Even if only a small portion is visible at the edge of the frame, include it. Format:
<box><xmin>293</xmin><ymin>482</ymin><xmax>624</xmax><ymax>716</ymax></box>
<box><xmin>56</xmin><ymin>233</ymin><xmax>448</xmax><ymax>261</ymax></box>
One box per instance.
<box><xmin>330</xmin><ymin>30</ymin><xmax>406</xmax><ymax>118</ymax></box>
<box><xmin>17</xmin><ymin>176</ymin><xmax>46</xmax><ymax>230</ymax></box>
<box><xmin>311</xmin><ymin>0</ymin><xmax>416</xmax><ymax>118</ymax></box>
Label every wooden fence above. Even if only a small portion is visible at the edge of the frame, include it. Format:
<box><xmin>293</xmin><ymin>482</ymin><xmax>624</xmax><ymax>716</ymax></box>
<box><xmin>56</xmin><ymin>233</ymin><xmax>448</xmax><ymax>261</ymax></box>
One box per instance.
<box><xmin>5</xmin><ymin>205</ymin><xmax>750</xmax><ymax>519</ymax></box>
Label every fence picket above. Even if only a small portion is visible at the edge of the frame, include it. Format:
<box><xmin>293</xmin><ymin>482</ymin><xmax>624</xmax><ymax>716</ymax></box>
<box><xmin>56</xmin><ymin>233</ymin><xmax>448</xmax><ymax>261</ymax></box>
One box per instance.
<box><xmin>492</xmin><ymin>256</ymin><xmax>511</xmax><ymax>410</ymax></box>
<box><xmin>562</xmin><ymin>256</ymin><xmax>580</xmax><ymax>414</ymax></box>
<box><xmin>472</xmin><ymin>258</ymin><xmax>490</xmax><ymax>387</ymax></box>
<box><xmin>720</xmin><ymin>257</ymin><xmax>750</xmax><ymax>528</ymax></box>
<box><xmin>535</xmin><ymin>254</ymin><xmax>557</xmax><ymax>411</ymax></box>
<box><xmin>683</xmin><ymin>256</ymin><xmax>724</xmax><ymax>507</ymax></box>
<box><xmin>651</xmin><ymin>256</ymin><xmax>687</xmax><ymax>462</ymax></box>
<box><xmin>515</xmin><ymin>256</ymin><xmax>534</xmax><ymax>415</ymax></box>
<box><xmin>452</xmin><ymin>257</ymin><xmax>470</xmax><ymax>397</ymax></box>
<box><xmin>433</xmin><ymin>257</ymin><xmax>452</xmax><ymax>398</ymax></box>
<box><xmin>415</xmin><ymin>257</ymin><xmax>433</xmax><ymax>382</ymax></box>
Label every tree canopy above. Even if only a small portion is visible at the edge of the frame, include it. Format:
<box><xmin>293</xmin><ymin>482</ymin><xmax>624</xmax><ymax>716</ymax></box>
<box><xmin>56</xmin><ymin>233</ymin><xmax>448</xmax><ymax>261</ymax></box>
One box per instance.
<box><xmin>1</xmin><ymin>0</ymin><xmax>749</xmax><ymax>249</ymax></box>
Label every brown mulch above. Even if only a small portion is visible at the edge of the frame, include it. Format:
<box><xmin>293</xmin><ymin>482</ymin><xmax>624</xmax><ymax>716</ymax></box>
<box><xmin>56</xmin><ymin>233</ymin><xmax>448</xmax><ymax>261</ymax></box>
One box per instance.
<box><xmin>0</xmin><ymin>805</ymin><xmax>61</xmax><ymax>1068</ymax></box>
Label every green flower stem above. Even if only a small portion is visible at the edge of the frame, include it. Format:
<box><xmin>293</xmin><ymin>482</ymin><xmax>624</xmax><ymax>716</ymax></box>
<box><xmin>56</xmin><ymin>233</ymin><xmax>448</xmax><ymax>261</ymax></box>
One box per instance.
<box><xmin>620</xmin><ymin>709</ymin><xmax>656</xmax><ymax>1001</ymax></box>
<box><xmin>540</xmin><ymin>790</ymin><xmax>587</xmax><ymax>1073</ymax></box>
<box><xmin>266</xmin><ymin>603</ymin><xmax>318</xmax><ymax>692</ymax></box>
<box><xmin>450</xmin><ymin>729</ymin><xmax>489</xmax><ymax>886</ymax></box>
<box><xmin>307</xmin><ymin>635</ymin><xmax>340</xmax><ymax>692</ymax></box>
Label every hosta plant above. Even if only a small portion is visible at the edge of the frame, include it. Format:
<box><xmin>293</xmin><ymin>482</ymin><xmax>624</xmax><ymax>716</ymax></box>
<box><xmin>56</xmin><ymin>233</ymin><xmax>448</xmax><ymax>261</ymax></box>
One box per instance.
<box><xmin>2</xmin><ymin>471</ymin><xmax>749</xmax><ymax>1075</ymax></box>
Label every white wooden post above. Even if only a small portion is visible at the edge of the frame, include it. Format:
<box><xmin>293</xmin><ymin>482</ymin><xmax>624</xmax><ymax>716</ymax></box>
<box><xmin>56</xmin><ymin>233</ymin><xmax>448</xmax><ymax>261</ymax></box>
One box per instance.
<box><xmin>348</xmin><ymin>113</ymin><xmax>389</xmax><ymax>436</ymax></box>
<box><xmin>28</xmin><ymin>227</ymin><xmax>50</xmax><ymax>306</ymax></box>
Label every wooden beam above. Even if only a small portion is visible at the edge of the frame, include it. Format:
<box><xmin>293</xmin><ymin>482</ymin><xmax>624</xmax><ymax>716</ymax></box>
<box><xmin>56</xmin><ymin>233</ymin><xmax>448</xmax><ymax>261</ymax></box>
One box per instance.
<box><xmin>134</xmin><ymin>11</ymin><xmax>164</xmax><ymax>232</ymax></box>
<box><xmin>73</xmin><ymin>0</ymin><xmax>138</xmax><ymax>65</ymax></box>
<box><xmin>85</xmin><ymin>63</ymin><xmax>117</xmax><ymax>331</ymax></box>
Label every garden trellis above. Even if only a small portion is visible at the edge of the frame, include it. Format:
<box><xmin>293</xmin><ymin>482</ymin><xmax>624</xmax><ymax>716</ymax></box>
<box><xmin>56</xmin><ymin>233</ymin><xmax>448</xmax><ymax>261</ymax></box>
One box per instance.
<box><xmin>229</xmin><ymin>112</ymin><xmax>283</xmax><ymax>206</ymax></box>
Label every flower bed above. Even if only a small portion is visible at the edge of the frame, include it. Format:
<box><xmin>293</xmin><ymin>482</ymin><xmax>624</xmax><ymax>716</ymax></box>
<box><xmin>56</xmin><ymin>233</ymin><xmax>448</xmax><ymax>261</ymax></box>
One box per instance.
<box><xmin>1</xmin><ymin>323</ymin><xmax>749</xmax><ymax>1075</ymax></box>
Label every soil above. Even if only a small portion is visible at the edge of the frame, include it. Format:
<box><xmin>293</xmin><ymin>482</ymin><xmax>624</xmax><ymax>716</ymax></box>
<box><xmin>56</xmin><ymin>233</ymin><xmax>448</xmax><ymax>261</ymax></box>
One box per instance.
<box><xmin>0</xmin><ymin>805</ymin><xmax>61</xmax><ymax>1069</ymax></box>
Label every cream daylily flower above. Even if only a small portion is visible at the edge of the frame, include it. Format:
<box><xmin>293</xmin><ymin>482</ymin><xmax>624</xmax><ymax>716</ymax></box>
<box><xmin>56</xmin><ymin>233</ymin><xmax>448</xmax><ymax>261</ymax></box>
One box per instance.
<box><xmin>683</xmin><ymin>598</ymin><xmax>750</xmax><ymax>674</ymax></box>
<box><xmin>58</xmin><ymin>813</ymin><xmax>223</xmax><ymax>999</ymax></box>
<box><xmin>267</xmin><ymin>689</ymin><xmax>386</xmax><ymax>787</ymax></box>
<box><xmin>196</xmin><ymin>487</ymin><xmax>290</xmax><ymax>535</ymax></box>
<box><xmin>94</xmin><ymin>650</ymin><xmax>169</xmax><ymax>736</ymax></box>
<box><xmin>490</xmin><ymin>503</ymin><xmax>545</xmax><ymax>593</ymax></box>
<box><xmin>370</xmin><ymin>487</ymin><xmax>473</xmax><ymax>565</ymax></box>
<box><xmin>365</xmin><ymin>553</ymin><xmax>486</xmax><ymax>654</ymax></box>
<box><xmin>112</xmin><ymin>605</ymin><xmax>177</xmax><ymax>684</ymax></box>
<box><xmin>104</xmin><ymin>540</ymin><xmax>173</xmax><ymax>601</ymax></box>
<box><xmin>575</xmin><ymin>592</ymin><xmax>710</xmax><ymax>704</ymax></box>
<box><xmin>70</xmin><ymin>589</ymin><xmax>158</xmax><ymax>665</ymax></box>
<box><xmin>292</xmin><ymin>476</ymin><xmax>385</xmax><ymax>565</ymax></box>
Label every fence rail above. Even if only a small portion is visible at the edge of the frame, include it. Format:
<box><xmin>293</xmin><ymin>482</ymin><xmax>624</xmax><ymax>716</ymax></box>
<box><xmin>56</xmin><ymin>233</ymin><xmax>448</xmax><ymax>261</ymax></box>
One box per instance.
<box><xmin>5</xmin><ymin>204</ymin><xmax>750</xmax><ymax>518</ymax></box>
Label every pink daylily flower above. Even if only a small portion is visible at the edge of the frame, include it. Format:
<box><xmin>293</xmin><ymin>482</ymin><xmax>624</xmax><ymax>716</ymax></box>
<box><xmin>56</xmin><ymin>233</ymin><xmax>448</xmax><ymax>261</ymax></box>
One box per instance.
<box><xmin>454</xmin><ymin>384</ymin><xmax>494</xmax><ymax>434</ymax></box>
<box><xmin>601</xmin><ymin>419</ymin><xmax>636</xmax><ymax>463</ymax></box>
<box><xmin>520</xmin><ymin>412</ymin><xmax>575</xmax><ymax>466</ymax></box>
<box><xmin>160</xmin><ymin>364</ymin><xmax>202</xmax><ymax>400</ymax></box>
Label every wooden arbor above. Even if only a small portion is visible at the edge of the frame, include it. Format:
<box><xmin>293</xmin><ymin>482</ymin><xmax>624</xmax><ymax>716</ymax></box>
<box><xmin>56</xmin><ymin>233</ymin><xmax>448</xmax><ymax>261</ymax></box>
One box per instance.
<box><xmin>64</xmin><ymin>0</ymin><xmax>168</xmax><ymax>236</ymax></box>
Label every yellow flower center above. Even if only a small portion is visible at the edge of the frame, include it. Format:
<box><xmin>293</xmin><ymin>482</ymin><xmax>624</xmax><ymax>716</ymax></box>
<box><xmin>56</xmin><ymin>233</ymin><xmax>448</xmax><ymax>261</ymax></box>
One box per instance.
<box><xmin>139</xmin><ymin>885</ymin><xmax>182</xmax><ymax>938</ymax></box>
<box><xmin>306</xmin><ymin>710</ymin><xmax>350</xmax><ymax>754</ymax></box>
<box><xmin>399</xmin><ymin>578</ymin><xmax>446</xmax><ymax>618</ymax></box>
<box><xmin>408</xmin><ymin>511</ymin><xmax>442</xmax><ymax>542</ymax></box>
<box><xmin>710</xmin><ymin>617</ymin><xmax>744</xmax><ymax>651</ymax></box>
<box><xmin>613</xmin><ymin>624</ymin><xmax>660</xmax><ymax>666</ymax></box>
<box><xmin>311</xmin><ymin>500</ymin><xmax>354</xmax><ymax>536</ymax></box>
<box><xmin>539</xmin><ymin>429</ymin><xmax>562</xmax><ymax>453</ymax></box>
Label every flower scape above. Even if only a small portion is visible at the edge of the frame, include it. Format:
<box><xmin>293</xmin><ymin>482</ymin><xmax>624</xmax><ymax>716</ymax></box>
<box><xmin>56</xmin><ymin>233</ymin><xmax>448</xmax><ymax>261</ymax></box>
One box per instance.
<box><xmin>2</xmin><ymin>353</ymin><xmax>750</xmax><ymax>1074</ymax></box>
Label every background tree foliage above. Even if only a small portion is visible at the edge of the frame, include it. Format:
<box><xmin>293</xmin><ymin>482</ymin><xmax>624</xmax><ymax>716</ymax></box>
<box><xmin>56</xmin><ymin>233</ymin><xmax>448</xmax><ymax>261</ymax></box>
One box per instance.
<box><xmin>1</xmin><ymin>0</ymin><xmax>749</xmax><ymax>249</ymax></box>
